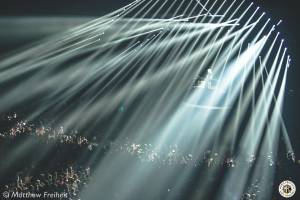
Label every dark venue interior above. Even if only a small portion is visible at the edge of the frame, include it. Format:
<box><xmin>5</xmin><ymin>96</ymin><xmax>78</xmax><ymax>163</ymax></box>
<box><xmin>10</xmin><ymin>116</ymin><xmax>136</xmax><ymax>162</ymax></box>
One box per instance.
<box><xmin>0</xmin><ymin>0</ymin><xmax>299</xmax><ymax>200</ymax></box>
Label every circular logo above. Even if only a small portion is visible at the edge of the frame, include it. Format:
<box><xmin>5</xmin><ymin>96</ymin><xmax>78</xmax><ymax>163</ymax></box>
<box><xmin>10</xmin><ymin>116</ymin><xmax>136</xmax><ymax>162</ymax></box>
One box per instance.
<box><xmin>279</xmin><ymin>180</ymin><xmax>296</xmax><ymax>198</ymax></box>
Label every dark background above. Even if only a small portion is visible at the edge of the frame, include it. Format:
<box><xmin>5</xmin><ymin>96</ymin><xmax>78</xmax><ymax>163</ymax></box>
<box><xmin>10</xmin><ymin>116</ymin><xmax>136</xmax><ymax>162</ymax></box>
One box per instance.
<box><xmin>0</xmin><ymin>0</ymin><xmax>299</xmax><ymax>195</ymax></box>
<box><xmin>0</xmin><ymin>0</ymin><xmax>298</xmax><ymax>152</ymax></box>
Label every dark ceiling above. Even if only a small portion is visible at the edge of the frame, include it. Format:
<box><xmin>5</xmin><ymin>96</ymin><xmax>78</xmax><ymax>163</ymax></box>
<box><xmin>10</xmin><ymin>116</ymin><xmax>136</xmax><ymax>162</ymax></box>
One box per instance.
<box><xmin>0</xmin><ymin>0</ymin><xmax>299</xmax><ymax>149</ymax></box>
